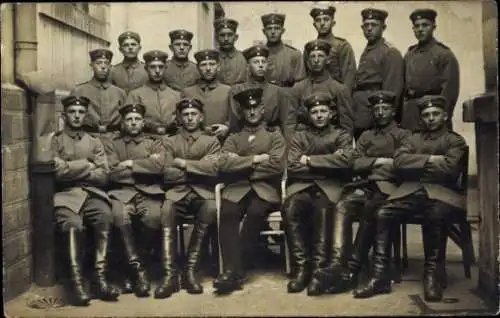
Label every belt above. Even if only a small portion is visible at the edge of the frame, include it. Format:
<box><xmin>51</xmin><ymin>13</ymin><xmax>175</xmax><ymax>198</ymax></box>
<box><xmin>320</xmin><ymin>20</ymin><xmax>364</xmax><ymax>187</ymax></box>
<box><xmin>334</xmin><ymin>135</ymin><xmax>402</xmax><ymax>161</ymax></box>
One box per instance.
<box><xmin>269</xmin><ymin>80</ymin><xmax>295</xmax><ymax>87</ymax></box>
<box><xmin>353</xmin><ymin>82</ymin><xmax>382</xmax><ymax>91</ymax></box>
<box><xmin>83</xmin><ymin>125</ymin><xmax>120</xmax><ymax>133</ymax></box>
<box><xmin>405</xmin><ymin>88</ymin><xmax>442</xmax><ymax>100</ymax></box>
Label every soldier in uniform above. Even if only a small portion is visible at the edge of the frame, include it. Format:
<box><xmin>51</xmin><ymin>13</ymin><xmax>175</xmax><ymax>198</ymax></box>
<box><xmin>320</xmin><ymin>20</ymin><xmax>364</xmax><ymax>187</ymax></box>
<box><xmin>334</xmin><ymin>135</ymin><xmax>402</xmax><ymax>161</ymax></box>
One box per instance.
<box><xmin>315</xmin><ymin>91</ymin><xmax>410</xmax><ymax>293</ymax></box>
<box><xmin>289</xmin><ymin>40</ymin><xmax>354</xmax><ymax>134</ymax></box>
<box><xmin>402</xmin><ymin>9</ymin><xmax>460</xmax><ymax>131</ymax></box>
<box><xmin>70</xmin><ymin>49</ymin><xmax>126</xmax><ymax>147</ymax></box>
<box><xmin>181</xmin><ymin>49</ymin><xmax>231</xmax><ymax>140</ymax></box>
<box><xmin>110</xmin><ymin>31</ymin><xmax>148</xmax><ymax>93</ymax></box>
<box><xmin>126</xmin><ymin>50</ymin><xmax>181</xmax><ymax>138</ymax></box>
<box><xmin>229</xmin><ymin>45</ymin><xmax>292</xmax><ymax>141</ymax></box>
<box><xmin>284</xmin><ymin>92</ymin><xmax>353</xmax><ymax>296</ymax></box>
<box><xmin>52</xmin><ymin>96</ymin><xmax>120</xmax><ymax>306</ymax></box>
<box><xmin>106</xmin><ymin>103</ymin><xmax>165</xmax><ymax>298</ymax></box>
<box><xmin>159</xmin><ymin>98</ymin><xmax>220</xmax><ymax>297</ymax></box>
<box><xmin>353</xmin><ymin>95</ymin><xmax>468</xmax><ymax>302</ymax></box>
<box><xmin>310</xmin><ymin>5</ymin><xmax>357</xmax><ymax>91</ymax></box>
<box><xmin>352</xmin><ymin>8</ymin><xmax>404</xmax><ymax>140</ymax></box>
<box><xmin>214</xmin><ymin>18</ymin><xmax>248</xmax><ymax>86</ymax></box>
<box><xmin>260</xmin><ymin>13</ymin><xmax>305</xmax><ymax>88</ymax></box>
<box><xmin>163</xmin><ymin>29</ymin><xmax>201</xmax><ymax>91</ymax></box>
<box><xmin>213</xmin><ymin>87</ymin><xmax>286</xmax><ymax>294</ymax></box>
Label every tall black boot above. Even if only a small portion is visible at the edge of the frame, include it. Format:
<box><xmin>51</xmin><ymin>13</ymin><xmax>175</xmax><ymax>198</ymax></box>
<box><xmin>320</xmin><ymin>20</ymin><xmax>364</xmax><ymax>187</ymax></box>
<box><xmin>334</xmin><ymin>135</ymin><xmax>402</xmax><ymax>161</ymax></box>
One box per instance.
<box><xmin>183</xmin><ymin>222</ymin><xmax>210</xmax><ymax>294</ymax></box>
<box><xmin>92</xmin><ymin>228</ymin><xmax>120</xmax><ymax>301</ymax></box>
<box><xmin>119</xmin><ymin>225</ymin><xmax>150</xmax><ymax>297</ymax></box>
<box><xmin>438</xmin><ymin>224</ymin><xmax>448</xmax><ymax>289</ymax></box>
<box><xmin>307</xmin><ymin>207</ymin><xmax>331</xmax><ymax>296</ymax></box>
<box><xmin>422</xmin><ymin>221</ymin><xmax>444</xmax><ymax>302</ymax></box>
<box><xmin>64</xmin><ymin>228</ymin><xmax>90</xmax><ymax>306</ymax></box>
<box><xmin>154</xmin><ymin>227</ymin><xmax>180</xmax><ymax>299</ymax></box>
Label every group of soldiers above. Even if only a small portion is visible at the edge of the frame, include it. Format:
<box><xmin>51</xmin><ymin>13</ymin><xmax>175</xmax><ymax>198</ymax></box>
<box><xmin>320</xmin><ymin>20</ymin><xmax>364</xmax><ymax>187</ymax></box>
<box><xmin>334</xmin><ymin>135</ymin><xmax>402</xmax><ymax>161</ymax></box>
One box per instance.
<box><xmin>52</xmin><ymin>4</ymin><xmax>467</xmax><ymax>308</ymax></box>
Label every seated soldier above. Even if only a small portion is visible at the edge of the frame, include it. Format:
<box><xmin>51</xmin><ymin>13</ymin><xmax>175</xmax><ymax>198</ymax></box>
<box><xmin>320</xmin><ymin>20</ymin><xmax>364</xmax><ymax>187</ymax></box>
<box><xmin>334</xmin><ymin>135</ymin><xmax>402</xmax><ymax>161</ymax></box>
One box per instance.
<box><xmin>353</xmin><ymin>95</ymin><xmax>468</xmax><ymax>302</ymax></box>
<box><xmin>284</xmin><ymin>92</ymin><xmax>353</xmax><ymax>296</ymax></box>
<box><xmin>52</xmin><ymin>96</ymin><xmax>120</xmax><ymax>306</ymax></box>
<box><xmin>315</xmin><ymin>91</ymin><xmax>411</xmax><ymax>293</ymax></box>
<box><xmin>158</xmin><ymin>98</ymin><xmax>220</xmax><ymax>298</ymax></box>
<box><xmin>214</xmin><ymin>87</ymin><xmax>286</xmax><ymax>294</ymax></box>
<box><xmin>106</xmin><ymin>103</ymin><xmax>165</xmax><ymax>298</ymax></box>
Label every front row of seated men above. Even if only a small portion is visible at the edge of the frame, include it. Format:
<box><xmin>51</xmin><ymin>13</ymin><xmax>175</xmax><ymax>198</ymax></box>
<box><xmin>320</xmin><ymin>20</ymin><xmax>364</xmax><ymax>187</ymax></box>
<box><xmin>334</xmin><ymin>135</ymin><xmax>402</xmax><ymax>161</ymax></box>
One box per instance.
<box><xmin>51</xmin><ymin>87</ymin><xmax>467</xmax><ymax>306</ymax></box>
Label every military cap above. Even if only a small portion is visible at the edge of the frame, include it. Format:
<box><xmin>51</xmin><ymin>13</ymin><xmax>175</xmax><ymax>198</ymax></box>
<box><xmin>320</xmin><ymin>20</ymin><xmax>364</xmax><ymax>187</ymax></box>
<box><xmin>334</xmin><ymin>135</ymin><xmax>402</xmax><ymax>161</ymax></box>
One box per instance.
<box><xmin>261</xmin><ymin>13</ymin><xmax>286</xmax><ymax>27</ymax></box>
<box><xmin>169</xmin><ymin>29</ymin><xmax>194</xmax><ymax>42</ymax></box>
<box><xmin>304</xmin><ymin>40</ymin><xmax>332</xmax><ymax>55</ymax></box>
<box><xmin>303</xmin><ymin>92</ymin><xmax>336</xmax><ymax>109</ymax></box>
<box><xmin>417</xmin><ymin>95</ymin><xmax>447</xmax><ymax>112</ymax></box>
<box><xmin>310</xmin><ymin>5</ymin><xmax>336</xmax><ymax>19</ymax></box>
<box><xmin>233</xmin><ymin>87</ymin><xmax>264</xmax><ymax>108</ymax></box>
<box><xmin>61</xmin><ymin>96</ymin><xmax>90</xmax><ymax>108</ymax></box>
<box><xmin>143</xmin><ymin>50</ymin><xmax>169</xmax><ymax>64</ymax></box>
<box><xmin>119</xmin><ymin>103</ymin><xmax>146</xmax><ymax>117</ymax></box>
<box><xmin>410</xmin><ymin>9</ymin><xmax>437</xmax><ymax>23</ymax></box>
<box><xmin>368</xmin><ymin>91</ymin><xmax>397</xmax><ymax>106</ymax></box>
<box><xmin>194</xmin><ymin>49</ymin><xmax>220</xmax><ymax>63</ymax></box>
<box><xmin>118</xmin><ymin>31</ymin><xmax>141</xmax><ymax>45</ymax></box>
<box><xmin>361</xmin><ymin>8</ymin><xmax>388</xmax><ymax>22</ymax></box>
<box><xmin>242</xmin><ymin>45</ymin><xmax>269</xmax><ymax>61</ymax></box>
<box><xmin>176</xmin><ymin>98</ymin><xmax>204</xmax><ymax>113</ymax></box>
<box><xmin>89</xmin><ymin>48</ymin><xmax>113</xmax><ymax>62</ymax></box>
<box><xmin>214</xmin><ymin>18</ymin><xmax>239</xmax><ymax>32</ymax></box>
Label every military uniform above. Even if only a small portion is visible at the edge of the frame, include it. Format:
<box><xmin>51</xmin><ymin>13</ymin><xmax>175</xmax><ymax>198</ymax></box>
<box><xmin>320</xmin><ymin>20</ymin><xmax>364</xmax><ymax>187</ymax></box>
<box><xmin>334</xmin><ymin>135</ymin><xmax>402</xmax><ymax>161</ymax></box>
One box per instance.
<box><xmin>163</xmin><ymin>30</ymin><xmax>200</xmax><ymax>91</ymax></box>
<box><xmin>402</xmin><ymin>9</ymin><xmax>460</xmax><ymax>131</ymax></box>
<box><xmin>283</xmin><ymin>92</ymin><xmax>353</xmax><ymax>296</ymax></box>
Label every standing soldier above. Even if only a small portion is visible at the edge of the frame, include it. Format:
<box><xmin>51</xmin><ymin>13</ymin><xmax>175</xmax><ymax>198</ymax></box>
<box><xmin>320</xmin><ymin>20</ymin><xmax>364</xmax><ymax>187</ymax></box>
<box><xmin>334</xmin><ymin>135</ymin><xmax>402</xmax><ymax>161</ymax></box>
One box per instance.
<box><xmin>181</xmin><ymin>49</ymin><xmax>231</xmax><ymax>140</ymax></box>
<box><xmin>261</xmin><ymin>13</ymin><xmax>305</xmax><ymax>88</ymax></box>
<box><xmin>126</xmin><ymin>50</ymin><xmax>181</xmax><ymax>138</ymax></box>
<box><xmin>52</xmin><ymin>96</ymin><xmax>120</xmax><ymax>306</ymax></box>
<box><xmin>160</xmin><ymin>98</ymin><xmax>220</xmax><ymax>297</ymax></box>
<box><xmin>402</xmin><ymin>9</ymin><xmax>460</xmax><ymax>131</ymax></box>
<box><xmin>163</xmin><ymin>29</ymin><xmax>200</xmax><ymax>91</ymax></box>
<box><xmin>352</xmin><ymin>8</ymin><xmax>404</xmax><ymax>140</ymax></box>
<box><xmin>310</xmin><ymin>5</ymin><xmax>357</xmax><ymax>92</ymax></box>
<box><xmin>110</xmin><ymin>31</ymin><xmax>148</xmax><ymax>93</ymax></box>
<box><xmin>214</xmin><ymin>18</ymin><xmax>248</xmax><ymax>86</ymax></box>
<box><xmin>214</xmin><ymin>88</ymin><xmax>286</xmax><ymax>294</ymax></box>
<box><xmin>70</xmin><ymin>49</ymin><xmax>126</xmax><ymax>146</ymax></box>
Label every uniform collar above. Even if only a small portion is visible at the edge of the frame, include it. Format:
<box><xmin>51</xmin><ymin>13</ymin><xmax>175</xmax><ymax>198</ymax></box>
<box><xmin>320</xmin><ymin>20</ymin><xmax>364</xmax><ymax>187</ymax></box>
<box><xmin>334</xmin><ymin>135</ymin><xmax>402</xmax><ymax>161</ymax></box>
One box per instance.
<box><xmin>248</xmin><ymin>76</ymin><xmax>267</xmax><ymax>86</ymax></box>
<box><xmin>309</xmin><ymin>70</ymin><xmax>330</xmax><ymax>83</ymax></box>
<box><xmin>307</xmin><ymin>124</ymin><xmax>334</xmax><ymax>136</ymax></box>
<box><xmin>366</xmin><ymin>37</ymin><xmax>385</xmax><ymax>50</ymax></box>
<box><xmin>423</xmin><ymin>126</ymin><xmax>448</xmax><ymax>140</ymax></box>
<box><xmin>317</xmin><ymin>33</ymin><xmax>334</xmax><ymax>42</ymax></box>
<box><xmin>146</xmin><ymin>81</ymin><xmax>167</xmax><ymax>91</ymax></box>
<box><xmin>415</xmin><ymin>37</ymin><xmax>437</xmax><ymax>52</ymax></box>
<box><xmin>219</xmin><ymin>48</ymin><xmax>237</xmax><ymax>59</ymax></box>
<box><xmin>198</xmin><ymin>79</ymin><xmax>219</xmax><ymax>91</ymax></box>
<box><xmin>172</xmin><ymin>58</ymin><xmax>190</xmax><ymax>68</ymax></box>
<box><xmin>266</xmin><ymin>41</ymin><xmax>284</xmax><ymax>53</ymax></box>
<box><xmin>242</xmin><ymin>122</ymin><xmax>267</xmax><ymax>133</ymax></box>
<box><xmin>90</xmin><ymin>77</ymin><xmax>111</xmax><ymax>89</ymax></box>
<box><xmin>121</xmin><ymin>58</ymin><xmax>141</xmax><ymax>69</ymax></box>
<box><xmin>179</xmin><ymin>128</ymin><xmax>203</xmax><ymax>141</ymax></box>
<box><xmin>122</xmin><ymin>133</ymin><xmax>145</xmax><ymax>144</ymax></box>
<box><xmin>64</xmin><ymin>127</ymin><xmax>85</xmax><ymax>140</ymax></box>
<box><xmin>374</xmin><ymin>121</ymin><xmax>397</xmax><ymax>135</ymax></box>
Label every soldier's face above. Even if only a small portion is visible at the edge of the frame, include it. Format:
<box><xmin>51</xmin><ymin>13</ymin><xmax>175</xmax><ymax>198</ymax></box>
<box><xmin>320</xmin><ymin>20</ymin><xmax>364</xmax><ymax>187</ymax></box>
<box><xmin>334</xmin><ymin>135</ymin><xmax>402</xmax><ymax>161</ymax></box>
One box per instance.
<box><xmin>180</xmin><ymin>108</ymin><xmax>204</xmax><ymax>132</ymax></box>
<box><xmin>313</xmin><ymin>15</ymin><xmax>335</xmax><ymax>35</ymax></box>
<box><xmin>308</xmin><ymin>105</ymin><xmax>333</xmax><ymax>129</ymax></box>
<box><xmin>216</xmin><ymin>29</ymin><xmax>238</xmax><ymax>50</ymax></box>
<box><xmin>263</xmin><ymin>24</ymin><xmax>285</xmax><ymax>43</ymax></box>
<box><xmin>170</xmin><ymin>39</ymin><xmax>192</xmax><ymax>59</ymax></box>
<box><xmin>198</xmin><ymin>59</ymin><xmax>220</xmax><ymax>81</ymax></box>
<box><xmin>362</xmin><ymin>19</ymin><xmax>385</xmax><ymax>43</ymax></box>
<box><xmin>91</xmin><ymin>58</ymin><xmax>111</xmax><ymax>81</ymax></box>
<box><xmin>146</xmin><ymin>61</ymin><xmax>166</xmax><ymax>82</ymax></box>
<box><xmin>64</xmin><ymin>105</ymin><xmax>88</xmax><ymax>129</ymax></box>
<box><xmin>123</xmin><ymin>112</ymin><xmax>145</xmax><ymax>136</ymax></box>
<box><xmin>373</xmin><ymin>103</ymin><xmax>395</xmax><ymax>127</ymax></box>
<box><xmin>421</xmin><ymin>107</ymin><xmax>448</xmax><ymax>131</ymax></box>
<box><xmin>119</xmin><ymin>38</ymin><xmax>141</xmax><ymax>59</ymax></box>
<box><xmin>243</xmin><ymin>104</ymin><xmax>265</xmax><ymax>125</ymax></box>
<box><xmin>412</xmin><ymin>19</ymin><xmax>436</xmax><ymax>42</ymax></box>
<box><xmin>306</xmin><ymin>50</ymin><xmax>328</xmax><ymax>73</ymax></box>
<box><xmin>248</xmin><ymin>56</ymin><xmax>268</xmax><ymax>77</ymax></box>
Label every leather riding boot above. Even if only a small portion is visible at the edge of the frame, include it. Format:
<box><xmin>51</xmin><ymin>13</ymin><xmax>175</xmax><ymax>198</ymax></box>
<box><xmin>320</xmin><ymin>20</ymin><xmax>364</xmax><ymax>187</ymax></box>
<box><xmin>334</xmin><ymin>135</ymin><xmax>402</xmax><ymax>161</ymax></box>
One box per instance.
<box><xmin>154</xmin><ymin>227</ymin><xmax>180</xmax><ymax>299</ymax></box>
<box><xmin>183</xmin><ymin>222</ymin><xmax>210</xmax><ymax>294</ymax></box>
<box><xmin>213</xmin><ymin>270</ymin><xmax>244</xmax><ymax>293</ymax></box>
<box><xmin>353</xmin><ymin>217</ymin><xmax>393</xmax><ymax>299</ymax></box>
<box><xmin>65</xmin><ymin>228</ymin><xmax>90</xmax><ymax>306</ymax></box>
<box><xmin>422</xmin><ymin>221</ymin><xmax>444</xmax><ymax>302</ymax></box>
<box><xmin>438</xmin><ymin>224</ymin><xmax>448</xmax><ymax>289</ymax></box>
<box><xmin>119</xmin><ymin>225</ymin><xmax>150</xmax><ymax>297</ymax></box>
<box><xmin>307</xmin><ymin>207</ymin><xmax>331</xmax><ymax>296</ymax></box>
<box><xmin>92</xmin><ymin>228</ymin><xmax>120</xmax><ymax>301</ymax></box>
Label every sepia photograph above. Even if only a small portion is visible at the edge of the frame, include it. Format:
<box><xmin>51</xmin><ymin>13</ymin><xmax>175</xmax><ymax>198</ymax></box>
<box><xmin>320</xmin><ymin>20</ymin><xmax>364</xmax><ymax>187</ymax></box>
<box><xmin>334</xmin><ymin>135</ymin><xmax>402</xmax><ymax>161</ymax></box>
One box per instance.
<box><xmin>1</xmin><ymin>1</ymin><xmax>499</xmax><ymax>316</ymax></box>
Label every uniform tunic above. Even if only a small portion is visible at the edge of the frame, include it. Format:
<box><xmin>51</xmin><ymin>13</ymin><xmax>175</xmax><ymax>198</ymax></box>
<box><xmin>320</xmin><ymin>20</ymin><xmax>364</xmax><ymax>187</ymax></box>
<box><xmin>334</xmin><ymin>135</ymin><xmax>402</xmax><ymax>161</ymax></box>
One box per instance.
<box><xmin>110</xmin><ymin>59</ymin><xmax>149</xmax><ymax>94</ymax></box>
<box><xmin>217</xmin><ymin>49</ymin><xmax>248</xmax><ymax>86</ymax></box>
<box><xmin>353</xmin><ymin>38</ymin><xmax>404</xmax><ymax>131</ymax></box>
<box><xmin>286</xmin><ymin>125</ymin><xmax>353</xmax><ymax>203</ymax></box>
<box><xmin>163</xmin><ymin>59</ymin><xmax>200</xmax><ymax>91</ymax></box>
<box><xmin>266</xmin><ymin>42</ymin><xmax>306</xmax><ymax>87</ymax></box>
<box><xmin>402</xmin><ymin>38</ymin><xmax>460</xmax><ymax>130</ymax></box>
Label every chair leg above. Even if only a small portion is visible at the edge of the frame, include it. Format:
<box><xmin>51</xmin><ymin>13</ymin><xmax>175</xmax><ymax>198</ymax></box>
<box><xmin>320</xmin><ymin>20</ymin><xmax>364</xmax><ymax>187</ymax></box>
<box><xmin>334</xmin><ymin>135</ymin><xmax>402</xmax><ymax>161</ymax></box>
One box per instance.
<box><xmin>402</xmin><ymin>223</ymin><xmax>408</xmax><ymax>269</ymax></box>
<box><xmin>460</xmin><ymin>221</ymin><xmax>475</xmax><ymax>278</ymax></box>
<box><xmin>392</xmin><ymin>224</ymin><xmax>402</xmax><ymax>283</ymax></box>
<box><xmin>284</xmin><ymin>233</ymin><xmax>291</xmax><ymax>276</ymax></box>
